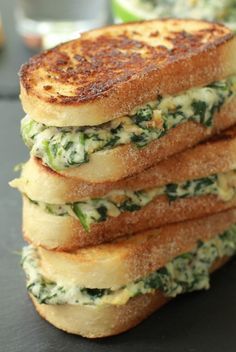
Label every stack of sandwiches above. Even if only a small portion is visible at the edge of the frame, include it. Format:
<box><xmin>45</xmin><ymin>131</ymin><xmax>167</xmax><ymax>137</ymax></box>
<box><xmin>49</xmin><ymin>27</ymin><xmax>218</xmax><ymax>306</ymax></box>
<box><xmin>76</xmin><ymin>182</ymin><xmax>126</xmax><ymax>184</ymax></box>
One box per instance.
<box><xmin>11</xmin><ymin>19</ymin><xmax>236</xmax><ymax>338</ymax></box>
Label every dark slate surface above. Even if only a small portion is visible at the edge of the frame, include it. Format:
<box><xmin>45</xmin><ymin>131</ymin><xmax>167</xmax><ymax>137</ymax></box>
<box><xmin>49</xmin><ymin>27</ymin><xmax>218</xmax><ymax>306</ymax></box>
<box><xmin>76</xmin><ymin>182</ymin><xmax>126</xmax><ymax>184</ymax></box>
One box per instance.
<box><xmin>1</xmin><ymin>99</ymin><xmax>236</xmax><ymax>352</ymax></box>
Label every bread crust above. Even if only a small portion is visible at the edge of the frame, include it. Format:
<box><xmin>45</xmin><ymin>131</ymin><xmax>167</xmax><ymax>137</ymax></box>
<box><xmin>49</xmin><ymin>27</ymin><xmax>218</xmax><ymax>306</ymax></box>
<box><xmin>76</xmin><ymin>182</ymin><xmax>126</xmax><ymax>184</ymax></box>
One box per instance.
<box><xmin>23</xmin><ymin>195</ymin><xmax>236</xmax><ymax>251</ymax></box>
<box><xmin>20</xmin><ymin>20</ymin><xmax>236</xmax><ymax>127</ymax></box>
<box><xmin>38</xmin><ymin>208</ymin><xmax>236</xmax><ymax>288</ymax></box>
<box><xmin>30</xmin><ymin>292</ymin><xmax>168</xmax><ymax>338</ymax></box>
<box><xmin>30</xmin><ymin>255</ymin><xmax>230</xmax><ymax>338</ymax></box>
<box><xmin>12</xmin><ymin>125</ymin><xmax>236</xmax><ymax>203</ymax></box>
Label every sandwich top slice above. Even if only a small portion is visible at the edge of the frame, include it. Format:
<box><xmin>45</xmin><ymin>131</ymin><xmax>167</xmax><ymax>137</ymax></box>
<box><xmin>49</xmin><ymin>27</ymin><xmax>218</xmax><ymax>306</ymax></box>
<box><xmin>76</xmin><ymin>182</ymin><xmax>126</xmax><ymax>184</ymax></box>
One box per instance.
<box><xmin>20</xmin><ymin>19</ymin><xmax>236</xmax><ymax>182</ymax></box>
<box><xmin>11</xmin><ymin>126</ymin><xmax>236</xmax><ymax>250</ymax></box>
<box><xmin>22</xmin><ymin>209</ymin><xmax>236</xmax><ymax>338</ymax></box>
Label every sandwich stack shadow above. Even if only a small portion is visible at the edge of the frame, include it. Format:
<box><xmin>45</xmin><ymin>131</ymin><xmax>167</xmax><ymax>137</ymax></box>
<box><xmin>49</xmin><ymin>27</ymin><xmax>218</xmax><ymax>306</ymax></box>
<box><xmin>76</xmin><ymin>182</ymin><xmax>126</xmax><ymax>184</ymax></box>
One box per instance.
<box><xmin>11</xmin><ymin>19</ymin><xmax>236</xmax><ymax>338</ymax></box>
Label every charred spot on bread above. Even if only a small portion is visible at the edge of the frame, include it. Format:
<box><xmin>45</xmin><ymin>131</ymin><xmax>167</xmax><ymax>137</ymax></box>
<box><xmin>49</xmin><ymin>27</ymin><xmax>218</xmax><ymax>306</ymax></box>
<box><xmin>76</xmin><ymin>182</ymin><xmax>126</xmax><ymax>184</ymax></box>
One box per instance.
<box><xmin>19</xmin><ymin>19</ymin><xmax>233</xmax><ymax>106</ymax></box>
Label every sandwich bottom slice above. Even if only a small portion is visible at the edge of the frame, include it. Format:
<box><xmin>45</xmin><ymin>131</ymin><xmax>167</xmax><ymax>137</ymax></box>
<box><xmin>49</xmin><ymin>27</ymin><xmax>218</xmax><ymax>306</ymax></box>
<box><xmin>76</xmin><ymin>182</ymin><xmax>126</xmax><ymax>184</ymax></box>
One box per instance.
<box><xmin>22</xmin><ymin>209</ymin><xmax>236</xmax><ymax>338</ymax></box>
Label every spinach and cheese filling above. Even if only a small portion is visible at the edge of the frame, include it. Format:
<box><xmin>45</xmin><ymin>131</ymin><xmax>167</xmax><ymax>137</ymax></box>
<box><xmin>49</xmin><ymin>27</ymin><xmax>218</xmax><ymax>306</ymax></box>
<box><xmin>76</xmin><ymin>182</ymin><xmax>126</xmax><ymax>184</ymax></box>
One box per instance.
<box><xmin>21</xmin><ymin>76</ymin><xmax>236</xmax><ymax>171</ymax></box>
<box><xmin>28</xmin><ymin>170</ymin><xmax>236</xmax><ymax>231</ymax></box>
<box><xmin>22</xmin><ymin>225</ymin><xmax>236</xmax><ymax>306</ymax></box>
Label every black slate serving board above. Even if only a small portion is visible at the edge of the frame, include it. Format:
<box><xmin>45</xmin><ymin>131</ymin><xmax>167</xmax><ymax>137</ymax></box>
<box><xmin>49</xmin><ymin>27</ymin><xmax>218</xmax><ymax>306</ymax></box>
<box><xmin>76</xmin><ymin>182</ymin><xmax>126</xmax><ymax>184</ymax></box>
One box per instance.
<box><xmin>1</xmin><ymin>100</ymin><xmax>236</xmax><ymax>352</ymax></box>
<box><xmin>1</xmin><ymin>0</ymin><xmax>236</xmax><ymax>349</ymax></box>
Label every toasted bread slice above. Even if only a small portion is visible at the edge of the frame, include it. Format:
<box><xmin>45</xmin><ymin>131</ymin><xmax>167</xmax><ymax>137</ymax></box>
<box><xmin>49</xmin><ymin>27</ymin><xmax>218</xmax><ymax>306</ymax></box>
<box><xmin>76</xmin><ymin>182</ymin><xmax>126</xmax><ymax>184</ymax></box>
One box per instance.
<box><xmin>11</xmin><ymin>125</ymin><xmax>236</xmax><ymax>203</ymax></box>
<box><xmin>20</xmin><ymin>19</ymin><xmax>236</xmax><ymax>127</ymax></box>
<box><xmin>23</xmin><ymin>193</ymin><xmax>236</xmax><ymax>251</ymax></box>
<box><xmin>29</xmin><ymin>210</ymin><xmax>234</xmax><ymax>338</ymax></box>
<box><xmin>14</xmin><ymin>126</ymin><xmax>236</xmax><ymax>251</ymax></box>
<box><xmin>30</xmin><ymin>255</ymin><xmax>230</xmax><ymax>338</ymax></box>
<box><xmin>38</xmin><ymin>209</ymin><xmax>236</xmax><ymax>288</ymax></box>
<box><xmin>30</xmin><ymin>292</ymin><xmax>168</xmax><ymax>338</ymax></box>
<box><xmin>27</xmin><ymin>98</ymin><xmax>236</xmax><ymax>183</ymax></box>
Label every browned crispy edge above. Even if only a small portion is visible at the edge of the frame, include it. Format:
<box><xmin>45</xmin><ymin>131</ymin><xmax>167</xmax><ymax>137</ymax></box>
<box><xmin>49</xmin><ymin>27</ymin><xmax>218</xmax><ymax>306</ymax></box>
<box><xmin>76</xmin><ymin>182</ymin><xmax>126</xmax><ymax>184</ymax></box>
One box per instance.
<box><xmin>19</xmin><ymin>20</ymin><xmax>236</xmax><ymax>127</ymax></box>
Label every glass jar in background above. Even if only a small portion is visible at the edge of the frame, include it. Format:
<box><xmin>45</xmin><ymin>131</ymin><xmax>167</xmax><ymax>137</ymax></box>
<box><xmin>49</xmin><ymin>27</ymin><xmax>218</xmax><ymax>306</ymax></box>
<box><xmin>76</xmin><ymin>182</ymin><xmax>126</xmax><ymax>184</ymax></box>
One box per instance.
<box><xmin>15</xmin><ymin>0</ymin><xmax>109</xmax><ymax>50</ymax></box>
<box><xmin>112</xmin><ymin>0</ymin><xmax>236</xmax><ymax>31</ymax></box>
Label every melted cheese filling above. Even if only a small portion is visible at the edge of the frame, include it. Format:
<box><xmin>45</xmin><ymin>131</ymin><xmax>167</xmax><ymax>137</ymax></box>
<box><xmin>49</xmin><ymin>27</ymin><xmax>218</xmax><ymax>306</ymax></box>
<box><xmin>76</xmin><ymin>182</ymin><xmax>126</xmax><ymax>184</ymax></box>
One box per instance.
<box><xmin>22</xmin><ymin>225</ymin><xmax>236</xmax><ymax>306</ymax></box>
<box><xmin>28</xmin><ymin>170</ymin><xmax>236</xmax><ymax>231</ymax></box>
<box><xmin>21</xmin><ymin>76</ymin><xmax>236</xmax><ymax>171</ymax></box>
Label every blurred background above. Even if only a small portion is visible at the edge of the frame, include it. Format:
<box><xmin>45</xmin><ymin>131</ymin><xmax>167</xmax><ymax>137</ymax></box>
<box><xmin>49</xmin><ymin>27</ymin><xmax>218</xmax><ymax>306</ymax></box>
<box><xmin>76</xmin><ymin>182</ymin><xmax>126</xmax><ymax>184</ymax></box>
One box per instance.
<box><xmin>1</xmin><ymin>0</ymin><xmax>236</xmax><ymax>98</ymax></box>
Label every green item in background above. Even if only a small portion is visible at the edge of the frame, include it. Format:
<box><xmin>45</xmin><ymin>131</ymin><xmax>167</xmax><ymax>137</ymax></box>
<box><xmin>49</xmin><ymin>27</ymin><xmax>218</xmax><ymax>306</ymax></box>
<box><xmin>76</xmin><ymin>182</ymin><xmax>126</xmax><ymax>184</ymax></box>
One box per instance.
<box><xmin>111</xmin><ymin>0</ymin><xmax>236</xmax><ymax>31</ymax></box>
<box><xmin>111</xmin><ymin>0</ymin><xmax>149</xmax><ymax>22</ymax></box>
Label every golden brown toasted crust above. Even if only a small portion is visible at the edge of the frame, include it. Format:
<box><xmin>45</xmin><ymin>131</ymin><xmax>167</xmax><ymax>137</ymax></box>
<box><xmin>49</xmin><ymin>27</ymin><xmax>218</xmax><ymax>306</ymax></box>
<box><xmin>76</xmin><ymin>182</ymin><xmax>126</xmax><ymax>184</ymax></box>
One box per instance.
<box><xmin>30</xmin><ymin>255</ymin><xmax>230</xmax><ymax>338</ymax></box>
<box><xmin>11</xmin><ymin>125</ymin><xmax>236</xmax><ymax>203</ymax></box>
<box><xmin>38</xmin><ymin>98</ymin><xmax>236</xmax><ymax>182</ymax></box>
<box><xmin>38</xmin><ymin>208</ymin><xmax>236</xmax><ymax>288</ymax></box>
<box><xmin>20</xmin><ymin>19</ymin><xmax>236</xmax><ymax>127</ymax></box>
<box><xmin>23</xmin><ymin>194</ymin><xmax>236</xmax><ymax>251</ymax></box>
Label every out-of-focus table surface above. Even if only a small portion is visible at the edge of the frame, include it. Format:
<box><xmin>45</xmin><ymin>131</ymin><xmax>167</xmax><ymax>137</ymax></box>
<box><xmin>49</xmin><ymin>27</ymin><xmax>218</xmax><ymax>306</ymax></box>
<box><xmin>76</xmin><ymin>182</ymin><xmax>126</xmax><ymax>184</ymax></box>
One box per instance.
<box><xmin>0</xmin><ymin>0</ymin><xmax>113</xmax><ymax>98</ymax></box>
<box><xmin>1</xmin><ymin>1</ymin><xmax>236</xmax><ymax>351</ymax></box>
<box><xmin>0</xmin><ymin>0</ymin><xmax>33</xmax><ymax>98</ymax></box>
